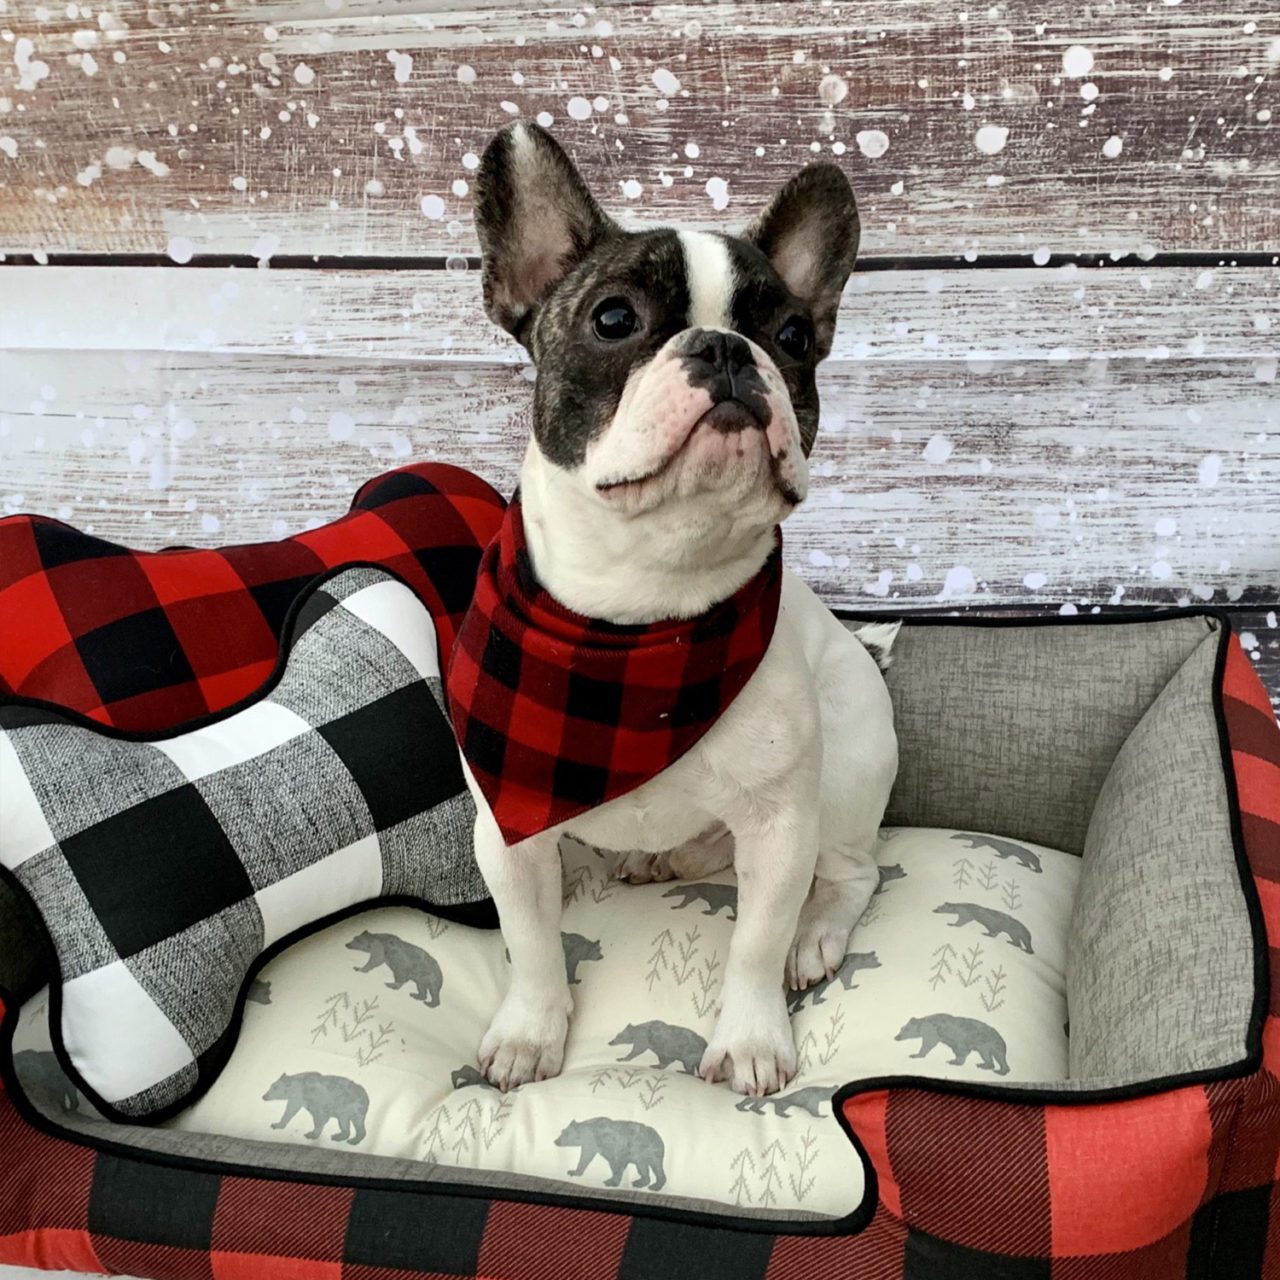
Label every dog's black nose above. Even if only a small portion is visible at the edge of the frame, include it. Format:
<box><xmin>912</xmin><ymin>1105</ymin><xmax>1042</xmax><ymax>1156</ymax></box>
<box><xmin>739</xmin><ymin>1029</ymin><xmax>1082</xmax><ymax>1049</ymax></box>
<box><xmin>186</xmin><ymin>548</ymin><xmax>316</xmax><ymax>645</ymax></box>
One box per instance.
<box><xmin>686</xmin><ymin>329</ymin><xmax>755</xmax><ymax>379</ymax></box>
<box><xmin>681</xmin><ymin>328</ymin><xmax>769</xmax><ymax>432</ymax></box>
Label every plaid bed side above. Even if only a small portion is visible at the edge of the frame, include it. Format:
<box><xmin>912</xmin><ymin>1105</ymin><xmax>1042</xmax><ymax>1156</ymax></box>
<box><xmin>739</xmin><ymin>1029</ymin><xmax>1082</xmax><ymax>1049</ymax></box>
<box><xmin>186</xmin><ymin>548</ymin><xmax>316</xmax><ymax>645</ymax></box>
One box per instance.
<box><xmin>0</xmin><ymin>463</ymin><xmax>505</xmax><ymax>734</ymax></box>
<box><xmin>1218</xmin><ymin>638</ymin><xmax>1280</xmax><ymax>1277</ymax></box>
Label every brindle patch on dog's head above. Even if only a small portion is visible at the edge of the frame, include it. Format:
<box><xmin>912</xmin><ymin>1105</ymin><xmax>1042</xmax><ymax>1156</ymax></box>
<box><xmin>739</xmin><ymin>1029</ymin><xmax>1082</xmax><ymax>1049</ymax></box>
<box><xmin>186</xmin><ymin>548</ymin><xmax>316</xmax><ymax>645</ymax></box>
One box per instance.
<box><xmin>475</xmin><ymin>122</ymin><xmax>859</xmax><ymax>476</ymax></box>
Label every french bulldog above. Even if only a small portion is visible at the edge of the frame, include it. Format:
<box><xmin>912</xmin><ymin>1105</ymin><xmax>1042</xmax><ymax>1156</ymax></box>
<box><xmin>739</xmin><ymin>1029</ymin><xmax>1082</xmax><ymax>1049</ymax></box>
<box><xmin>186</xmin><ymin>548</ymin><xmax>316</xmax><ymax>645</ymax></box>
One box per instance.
<box><xmin>467</xmin><ymin>122</ymin><xmax>899</xmax><ymax>1095</ymax></box>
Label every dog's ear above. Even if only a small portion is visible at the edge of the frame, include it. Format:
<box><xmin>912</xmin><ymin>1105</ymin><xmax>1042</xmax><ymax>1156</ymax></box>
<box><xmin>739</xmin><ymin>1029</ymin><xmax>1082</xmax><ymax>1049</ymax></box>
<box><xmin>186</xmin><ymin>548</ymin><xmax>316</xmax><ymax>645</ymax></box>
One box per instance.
<box><xmin>743</xmin><ymin>164</ymin><xmax>859</xmax><ymax>360</ymax></box>
<box><xmin>475</xmin><ymin>123</ymin><xmax>617</xmax><ymax>340</ymax></box>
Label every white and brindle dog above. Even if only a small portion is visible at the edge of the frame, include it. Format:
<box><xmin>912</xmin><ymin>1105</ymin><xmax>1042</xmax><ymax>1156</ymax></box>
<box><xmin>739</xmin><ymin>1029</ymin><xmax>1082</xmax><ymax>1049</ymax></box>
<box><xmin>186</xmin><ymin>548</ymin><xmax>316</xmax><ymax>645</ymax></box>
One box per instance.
<box><xmin>467</xmin><ymin>123</ymin><xmax>899</xmax><ymax>1096</ymax></box>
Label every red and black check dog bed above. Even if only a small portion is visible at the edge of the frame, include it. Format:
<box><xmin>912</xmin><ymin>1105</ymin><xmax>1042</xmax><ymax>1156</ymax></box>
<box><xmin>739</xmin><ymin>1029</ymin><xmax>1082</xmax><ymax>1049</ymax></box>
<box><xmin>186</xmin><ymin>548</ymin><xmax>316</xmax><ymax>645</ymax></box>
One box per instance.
<box><xmin>1</xmin><ymin>480</ymin><xmax>1277</xmax><ymax>1279</ymax></box>
<box><xmin>0</xmin><ymin>462</ymin><xmax>505</xmax><ymax>732</ymax></box>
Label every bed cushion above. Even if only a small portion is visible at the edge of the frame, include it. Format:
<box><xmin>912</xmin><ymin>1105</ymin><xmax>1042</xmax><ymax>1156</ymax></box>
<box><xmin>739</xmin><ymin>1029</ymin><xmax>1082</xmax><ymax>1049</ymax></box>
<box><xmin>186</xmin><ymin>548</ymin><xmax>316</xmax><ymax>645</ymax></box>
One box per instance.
<box><xmin>12</xmin><ymin>825</ymin><xmax>1079</xmax><ymax>1223</ymax></box>
<box><xmin>1</xmin><ymin>566</ymin><xmax>491</xmax><ymax>1123</ymax></box>
<box><xmin>0</xmin><ymin>461</ymin><xmax>505</xmax><ymax>732</ymax></box>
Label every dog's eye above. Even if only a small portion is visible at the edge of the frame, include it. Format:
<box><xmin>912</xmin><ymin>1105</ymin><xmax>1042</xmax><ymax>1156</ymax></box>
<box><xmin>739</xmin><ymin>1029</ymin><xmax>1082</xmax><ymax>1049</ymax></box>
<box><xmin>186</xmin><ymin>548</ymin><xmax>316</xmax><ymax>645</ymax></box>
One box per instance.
<box><xmin>592</xmin><ymin>297</ymin><xmax>639</xmax><ymax>341</ymax></box>
<box><xmin>776</xmin><ymin>316</ymin><xmax>812</xmax><ymax>361</ymax></box>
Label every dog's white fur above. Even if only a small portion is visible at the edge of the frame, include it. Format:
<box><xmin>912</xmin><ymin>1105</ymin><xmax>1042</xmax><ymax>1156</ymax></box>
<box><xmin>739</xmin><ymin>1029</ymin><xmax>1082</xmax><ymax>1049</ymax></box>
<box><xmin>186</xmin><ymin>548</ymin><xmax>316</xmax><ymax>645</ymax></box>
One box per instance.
<box><xmin>469</xmin><ymin>217</ymin><xmax>898</xmax><ymax>1096</ymax></box>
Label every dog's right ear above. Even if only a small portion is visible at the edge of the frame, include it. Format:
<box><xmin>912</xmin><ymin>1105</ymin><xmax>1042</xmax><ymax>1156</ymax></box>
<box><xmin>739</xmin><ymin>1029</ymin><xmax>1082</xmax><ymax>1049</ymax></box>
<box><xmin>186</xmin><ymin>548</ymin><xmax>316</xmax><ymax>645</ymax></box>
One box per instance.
<box><xmin>475</xmin><ymin>123</ymin><xmax>616</xmax><ymax>341</ymax></box>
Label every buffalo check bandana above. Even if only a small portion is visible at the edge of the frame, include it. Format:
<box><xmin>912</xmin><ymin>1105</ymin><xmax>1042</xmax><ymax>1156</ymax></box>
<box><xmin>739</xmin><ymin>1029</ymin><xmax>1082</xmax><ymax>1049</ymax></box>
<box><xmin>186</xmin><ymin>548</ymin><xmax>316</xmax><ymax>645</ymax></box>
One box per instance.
<box><xmin>446</xmin><ymin>498</ymin><xmax>783</xmax><ymax>845</ymax></box>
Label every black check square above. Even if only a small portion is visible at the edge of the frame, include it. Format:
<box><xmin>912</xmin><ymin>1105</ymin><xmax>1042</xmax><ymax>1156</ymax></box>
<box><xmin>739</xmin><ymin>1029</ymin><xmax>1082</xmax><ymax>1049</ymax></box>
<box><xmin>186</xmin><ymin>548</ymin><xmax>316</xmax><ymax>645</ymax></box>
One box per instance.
<box><xmin>670</xmin><ymin>676</ymin><xmax>721</xmax><ymax>730</ymax></box>
<box><xmin>344</xmin><ymin>1187</ymin><xmax>488</xmax><ymax>1274</ymax></box>
<box><xmin>565</xmin><ymin>669</ymin><xmax>625</xmax><ymax>726</ymax></box>
<box><xmin>480</xmin><ymin>622</ymin><xmax>523</xmax><ymax>690</ymax></box>
<box><xmin>554</xmin><ymin>755</ymin><xmax>610</xmax><ymax>807</ymax></box>
<box><xmin>1189</xmin><ymin>1187</ymin><xmax>1271</xmax><ymax>1279</ymax></box>
<box><xmin>618</xmin><ymin>1218</ymin><xmax>773</xmax><ymax>1280</ymax></box>
<box><xmin>904</xmin><ymin>1228</ymin><xmax>1051</xmax><ymax>1280</ymax></box>
<box><xmin>74</xmin><ymin>608</ymin><xmax>197</xmax><ymax>705</ymax></box>
<box><xmin>320</xmin><ymin>682</ymin><xmax>465</xmax><ymax>827</ymax></box>
<box><xmin>249</xmin><ymin>575</ymin><xmax>321</xmax><ymax>635</ymax></box>
<box><xmin>60</xmin><ymin>784</ymin><xmax>255</xmax><ymax>958</ymax></box>
<box><xmin>88</xmin><ymin>1151</ymin><xmax>221</xmax><ymax>1250</ymax></box>
<box><xmin>415</xmin><ymin>544</ymin><xmax>486</xmax><ymax>614</ymax></box>
<box><xmin>32</xmin><ymin>519</ymin><xmax>129</xmax><ymax>568</ymax></box>
<box><xmin>463</xmin><ymin>714</ymin><xmax>507</xmax><ymax>778</ymax></box>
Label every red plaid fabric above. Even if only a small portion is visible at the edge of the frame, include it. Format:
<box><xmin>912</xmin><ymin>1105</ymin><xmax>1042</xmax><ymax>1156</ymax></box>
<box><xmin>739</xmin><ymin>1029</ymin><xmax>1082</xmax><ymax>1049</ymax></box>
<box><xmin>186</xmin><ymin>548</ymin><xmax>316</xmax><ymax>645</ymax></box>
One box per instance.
<box><xmin>0</xmin><ymin>463</ymin><xmax>505</xmax><ymax>733</ymax></box>
<box><xmin>446</xmin><ymin>498</ymin><xmax>783</xmax><ymax>845</ymax></box>
<box><xmin>1</xmin><ymin>622</ymin><xmax>1276</xmax><ymax>1280</ymax></box>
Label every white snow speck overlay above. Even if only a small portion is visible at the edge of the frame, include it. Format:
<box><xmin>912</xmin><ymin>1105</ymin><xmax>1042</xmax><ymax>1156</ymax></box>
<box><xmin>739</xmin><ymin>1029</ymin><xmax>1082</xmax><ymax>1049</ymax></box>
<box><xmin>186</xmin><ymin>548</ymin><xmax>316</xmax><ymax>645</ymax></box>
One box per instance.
<box><xmin>0</xmin><ymin>7</ymin><xmax>1274</xmax><ymax>693</ymax></box>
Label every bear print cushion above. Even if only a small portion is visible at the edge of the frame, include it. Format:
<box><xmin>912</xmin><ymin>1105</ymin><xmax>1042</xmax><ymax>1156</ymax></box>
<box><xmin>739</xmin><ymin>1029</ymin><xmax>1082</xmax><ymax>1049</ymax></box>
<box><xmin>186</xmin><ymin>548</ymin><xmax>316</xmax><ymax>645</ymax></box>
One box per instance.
<box><xmin>0</xmin><ymin>462</ymin><xmax>505</xmax><ymax>731</ymax></box>
<box><xmin>0</xmin><ymin>565</ymin><xmax>490</xmax><ymax>1123</ymax></box>
<box><xmin>11</xmin><ymin>827</ymin><xmax>1079</xmax><ymax>1222</ymax></box>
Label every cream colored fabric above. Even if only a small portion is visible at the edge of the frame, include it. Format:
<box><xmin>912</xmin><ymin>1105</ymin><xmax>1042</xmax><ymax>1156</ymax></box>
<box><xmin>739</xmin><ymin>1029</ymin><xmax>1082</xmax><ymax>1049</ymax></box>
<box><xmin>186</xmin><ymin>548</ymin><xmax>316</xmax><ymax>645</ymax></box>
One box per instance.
<box><xmin>14</xmin><ymin>827</ymin><xmax>1076</xmax><ymax>1221</ymax></box>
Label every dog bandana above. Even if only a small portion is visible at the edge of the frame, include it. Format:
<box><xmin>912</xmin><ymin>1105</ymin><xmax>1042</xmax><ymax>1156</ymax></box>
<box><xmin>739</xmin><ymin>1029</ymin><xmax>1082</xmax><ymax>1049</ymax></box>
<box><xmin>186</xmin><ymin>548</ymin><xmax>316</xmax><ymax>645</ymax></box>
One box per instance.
<box><xmin>447</xmin><ymin>499</ymin><xmax>783</xmax><ymax>845</ymax></box>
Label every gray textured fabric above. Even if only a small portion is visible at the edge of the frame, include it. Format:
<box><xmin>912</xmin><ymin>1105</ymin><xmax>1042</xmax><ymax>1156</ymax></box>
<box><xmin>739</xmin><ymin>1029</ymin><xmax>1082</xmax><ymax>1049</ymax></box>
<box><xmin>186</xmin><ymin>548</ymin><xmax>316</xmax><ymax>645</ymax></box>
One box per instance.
<box><xmin>1068</xmin><ymin>631</ymin><xmax>1252</xmax><ymax>1082</ymax></box>
<box><xmin>871</xmin><ymin>616</ymin><xmax>1219</xmax><ymax>855</ymax></box>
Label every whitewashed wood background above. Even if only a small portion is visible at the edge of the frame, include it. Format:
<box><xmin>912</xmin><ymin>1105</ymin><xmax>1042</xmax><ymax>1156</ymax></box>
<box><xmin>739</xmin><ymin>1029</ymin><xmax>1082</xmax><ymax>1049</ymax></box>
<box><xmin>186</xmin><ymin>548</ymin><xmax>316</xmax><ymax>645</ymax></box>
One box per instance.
<box><xmin>1</xmin><ymin>1</ymin><xmax>1278</xmax><ymax>700</ymax></box>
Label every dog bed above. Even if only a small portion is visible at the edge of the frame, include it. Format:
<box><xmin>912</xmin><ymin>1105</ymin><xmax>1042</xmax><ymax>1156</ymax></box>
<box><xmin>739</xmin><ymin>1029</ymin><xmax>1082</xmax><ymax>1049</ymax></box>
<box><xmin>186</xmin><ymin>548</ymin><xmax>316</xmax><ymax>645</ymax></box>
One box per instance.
<box><xmin>2</xmin><ymin>606</ymin><xmax>1276</xmax><ymax>1278</ymax></box>
<box><xmin>9</xmin><ymin>824</ymin><xmax>1079</xmax><ymax>1221</ymax></box>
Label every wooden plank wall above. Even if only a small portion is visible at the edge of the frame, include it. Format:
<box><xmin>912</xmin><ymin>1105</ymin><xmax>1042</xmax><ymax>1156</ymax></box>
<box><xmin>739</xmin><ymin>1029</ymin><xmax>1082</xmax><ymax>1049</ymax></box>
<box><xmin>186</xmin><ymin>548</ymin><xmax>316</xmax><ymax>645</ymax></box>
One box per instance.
<box><xmin>1</xmin><ymin>2</ymin><xmax>1277</xmax><ymax>700</ymax></box>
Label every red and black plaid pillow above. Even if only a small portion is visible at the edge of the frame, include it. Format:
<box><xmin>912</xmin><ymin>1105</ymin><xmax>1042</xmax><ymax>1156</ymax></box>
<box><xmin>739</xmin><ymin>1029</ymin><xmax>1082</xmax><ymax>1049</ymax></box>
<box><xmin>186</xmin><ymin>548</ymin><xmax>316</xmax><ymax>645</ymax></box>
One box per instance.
<box><xmin>0</xmin><ymin>463</ymin><xmax>506</xmax><ymax>732</ymax></box>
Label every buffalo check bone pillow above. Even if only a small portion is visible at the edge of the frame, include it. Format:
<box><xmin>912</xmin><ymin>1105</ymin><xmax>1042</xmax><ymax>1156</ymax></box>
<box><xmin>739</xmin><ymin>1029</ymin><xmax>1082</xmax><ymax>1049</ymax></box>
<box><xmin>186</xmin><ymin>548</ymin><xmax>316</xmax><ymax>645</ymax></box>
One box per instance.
<box><xmin>0</xmin><ymin>564</ymin><xmax>491</xmax><ymax>1123</ymax></box>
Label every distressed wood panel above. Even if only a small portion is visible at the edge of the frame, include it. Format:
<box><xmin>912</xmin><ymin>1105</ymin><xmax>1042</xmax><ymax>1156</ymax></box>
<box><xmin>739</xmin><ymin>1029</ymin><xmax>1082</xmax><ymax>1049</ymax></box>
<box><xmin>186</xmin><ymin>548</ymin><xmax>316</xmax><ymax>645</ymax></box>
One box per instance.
<box><xmin>1</xmin><ymin>2</ymin><xmax>1278</xmax><ymax>258</ymax></box>
<box><xmin>5</xmin><ymin>264</ymin><xmax>1278</xmax><ymax>363</ymax></box>
<box><xmin>3</xmin><ymin>265</ymin><xmax>1277</xmax><ymax>612</ymax></box>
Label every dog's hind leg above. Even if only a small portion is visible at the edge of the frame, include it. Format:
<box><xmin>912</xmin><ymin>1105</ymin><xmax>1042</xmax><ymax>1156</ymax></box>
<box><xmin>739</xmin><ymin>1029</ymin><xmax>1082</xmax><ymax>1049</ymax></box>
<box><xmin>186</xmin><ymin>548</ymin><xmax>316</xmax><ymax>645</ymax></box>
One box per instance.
<box><xmin>614</xmin><ymin>821</ymin><xmax>734</xmax><ymax>884</ymax></box>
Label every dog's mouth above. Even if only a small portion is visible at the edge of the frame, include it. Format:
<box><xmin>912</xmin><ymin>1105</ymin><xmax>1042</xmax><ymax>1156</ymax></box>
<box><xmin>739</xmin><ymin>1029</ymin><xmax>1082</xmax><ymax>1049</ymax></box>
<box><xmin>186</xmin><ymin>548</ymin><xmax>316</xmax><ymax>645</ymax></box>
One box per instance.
<box><xmin>595</xmin><ymin>399</ymin><xmax>775</xmax><ymax>499</ymax></box>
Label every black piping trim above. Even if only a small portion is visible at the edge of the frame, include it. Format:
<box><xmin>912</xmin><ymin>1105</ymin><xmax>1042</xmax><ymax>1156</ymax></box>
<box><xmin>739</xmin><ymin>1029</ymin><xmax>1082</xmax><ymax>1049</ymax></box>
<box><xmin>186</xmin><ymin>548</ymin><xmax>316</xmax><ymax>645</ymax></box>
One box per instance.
<box><xmin>0</xmin><ymin>562</ymin><xmax>499</xmax><ymax>1127</ymax></box>
<box><xmin>0</xmin><ymin>604</ymin><xmax>1269</xmax><ymax>1241</ymax></box>
<box><xmin>2</xmin><ymin>252</ymin><xmax>1277</xmax><ymax>272</ymax></box>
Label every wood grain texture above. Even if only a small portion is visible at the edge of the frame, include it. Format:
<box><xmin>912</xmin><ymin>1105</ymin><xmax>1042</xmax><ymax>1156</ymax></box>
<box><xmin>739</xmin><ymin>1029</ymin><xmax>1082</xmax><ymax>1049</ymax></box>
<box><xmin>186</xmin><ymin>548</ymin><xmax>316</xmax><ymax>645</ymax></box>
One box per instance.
<box><xmin>3</xmin><ymin>264</ymin><xmax>1276</xmax><ymax>613</ymax></box>
<box><xmin>1</xmin><ymin>2</ymin><xmax>1278</xmax><ymax>259</ymax></box>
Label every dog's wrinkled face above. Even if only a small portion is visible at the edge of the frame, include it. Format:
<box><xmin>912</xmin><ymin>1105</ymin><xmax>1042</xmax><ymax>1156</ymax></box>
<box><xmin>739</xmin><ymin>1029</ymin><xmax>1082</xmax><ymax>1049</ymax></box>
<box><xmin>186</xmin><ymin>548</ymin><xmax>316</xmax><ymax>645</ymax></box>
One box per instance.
<box><xmin>475</xmin><ymin>124</ymin><xmax>860</xmax><ymax>525</ymax></box>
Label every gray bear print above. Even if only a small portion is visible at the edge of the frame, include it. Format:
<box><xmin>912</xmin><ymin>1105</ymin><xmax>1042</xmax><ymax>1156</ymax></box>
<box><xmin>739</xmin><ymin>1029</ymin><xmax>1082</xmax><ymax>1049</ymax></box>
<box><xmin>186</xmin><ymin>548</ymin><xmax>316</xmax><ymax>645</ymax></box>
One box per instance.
<box><xmin>896</xmin><ymin>1014</ymin><xmax>1010</xmax><ymax>1075</ymax></box>
<box><xmin>14</xmin><ymin>1049</ymin><xmax>78</xmax><ymax>1111</ymax></box>
<box><xmin>874</xmin><ymin>864</ymin><xmax>906</xmax><ymax>894</ymax></box>
<box><xmin>950</xmin><ymin>833</ymin><xmax>1042</xmax><ymax>873</ymax></box>
<box><xmin>247</xmin><ymin>978</ymin><xmax>272</xmax><ymax>1005</ymax></box>
<box><xmin>661</xmin><ymin>882</ymin><xmax>738</xmax><ymax>920</ymax></box>
<box><xmin>562</xmin><ymin>932</ymin><xmax>603</xmax><ymax>984</ymax></box>
<box><xmin>735</xmin><ymin>1084</ymin><xmax>832</xmax><ymax>1118</ymax></box>
<box><xmin>263</xmin><ymin>1071</ymin><xmax>370</xmax><ymax>1143</ymax></box>
<box><xmin>505</xmin><ymin>932</ymin><xmax>603</xmax><ymax>984</ymax></box>
<box><xmin>347</xmin><ymin>930</ymin><xmax>443</xmax><ymax>1005</ymax></box>
<box><xmin>787</xmin><ymin>952</ymin><xmax>881</xmax><ymax>1011</ymax></box>
<box><xmin>555</xmin><ymin>1117</ymin><xmax>666</xmax><ymax>1190</ymax></box>
<box><xmin>451</xmin><ymin>1064</ymin><xmax>499</xmax><ymax>1091</ymax></box>
<box><xmin>934</xmin><ymin>902</ymin><xmax>1034</xmax><ymax>953</ymax></box>
<box><xmin>610</xmin><ymin>1021</ymin><xmax>707</xmax><ymax>1074</ymax></box>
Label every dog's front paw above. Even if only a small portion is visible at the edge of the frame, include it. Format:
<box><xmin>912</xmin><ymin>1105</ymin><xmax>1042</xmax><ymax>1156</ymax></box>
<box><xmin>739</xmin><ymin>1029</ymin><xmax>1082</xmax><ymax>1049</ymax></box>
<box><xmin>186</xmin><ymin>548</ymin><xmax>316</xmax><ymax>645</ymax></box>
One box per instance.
<box><xmin>478</xmin><ymin>991</ymin><xmax>571</xmax><ymax>1091</ymax></box>
<box><xmin>700</xmin><ymin>988</ymin><xmax>796</xmax><ymax>1096</ymax></box>
<box><xmin>787</xmin><ymin>878</ymin><xmax>873</xmax><ymax>991</ymax></box>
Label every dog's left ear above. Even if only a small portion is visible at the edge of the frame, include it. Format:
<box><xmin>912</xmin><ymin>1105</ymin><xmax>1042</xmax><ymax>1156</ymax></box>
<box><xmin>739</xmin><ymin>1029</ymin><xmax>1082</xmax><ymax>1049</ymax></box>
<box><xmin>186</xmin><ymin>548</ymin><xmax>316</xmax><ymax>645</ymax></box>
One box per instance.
<box><xmin>743</xmin><ymin>164</ymin><xmax>860</xmax><ymax>360</ymax></box>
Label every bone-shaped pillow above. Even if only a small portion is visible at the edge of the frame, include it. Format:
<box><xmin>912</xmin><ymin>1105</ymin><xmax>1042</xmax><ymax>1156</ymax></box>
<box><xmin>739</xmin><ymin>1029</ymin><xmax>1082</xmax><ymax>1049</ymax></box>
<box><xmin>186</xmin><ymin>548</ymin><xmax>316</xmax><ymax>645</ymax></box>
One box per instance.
<box><xmin>0</xmin><ymin>565</ymin><xmax>492</xmax><ymax>1122</ymax></box>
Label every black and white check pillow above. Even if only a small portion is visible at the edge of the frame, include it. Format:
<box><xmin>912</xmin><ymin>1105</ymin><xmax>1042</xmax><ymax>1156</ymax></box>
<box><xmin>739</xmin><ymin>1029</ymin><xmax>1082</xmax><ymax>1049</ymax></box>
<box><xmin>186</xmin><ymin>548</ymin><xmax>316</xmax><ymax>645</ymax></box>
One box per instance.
<box><xmin>0</xmin><ymin>565</ymin><xmax>489</xmax><ymax>1122</ymax></box>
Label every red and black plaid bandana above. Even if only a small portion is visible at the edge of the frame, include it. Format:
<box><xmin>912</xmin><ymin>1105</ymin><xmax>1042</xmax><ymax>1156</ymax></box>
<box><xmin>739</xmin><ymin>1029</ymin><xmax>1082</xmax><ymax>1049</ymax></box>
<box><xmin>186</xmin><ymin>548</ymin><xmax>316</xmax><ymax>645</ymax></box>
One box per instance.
<box><xmin>447</xmin><ymin>499</ymin><xmax>783</xmax><ymax>845</ymax></box>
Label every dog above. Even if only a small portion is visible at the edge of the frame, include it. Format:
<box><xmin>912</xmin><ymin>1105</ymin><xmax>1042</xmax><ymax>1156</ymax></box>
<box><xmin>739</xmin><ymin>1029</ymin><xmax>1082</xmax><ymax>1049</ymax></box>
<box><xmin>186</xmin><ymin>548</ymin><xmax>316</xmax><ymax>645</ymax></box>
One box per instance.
<box><xmin>462</xmin><ymin>122</ymin><xmax>899</xmax><ymax>1096</ymax></box>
